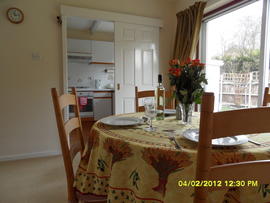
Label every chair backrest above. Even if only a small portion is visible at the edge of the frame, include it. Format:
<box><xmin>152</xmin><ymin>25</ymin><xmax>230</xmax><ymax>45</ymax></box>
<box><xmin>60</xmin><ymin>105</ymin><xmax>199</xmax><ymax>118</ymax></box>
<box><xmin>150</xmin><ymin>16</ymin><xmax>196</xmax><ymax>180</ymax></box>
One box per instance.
<box><xmin>135</xmin><ymin>86</ymin><xmax>155</xmax><ymax>112</ymax></box>
<box><xmin>135</xmin><ymin>86</ymin><xmax>176</xmax><ymax>112</ymax></box>
<box><xmin>194</xmin><ymin>92</ymin><xmax>270</xmax><ymax>203</ymax></box>
<box><xmin>165</xmin><ymin>89</ymin><xmax>175</xmax><ymax>109</ymax></box>
<box><xmin>51</xmin><ymin>87</ymin><xmax>85</xmax><ymax>202</ymax></box>
<box><xmin>263</xmin><ymin>87</ymin><xmax>270</xmax><ymax>106</ymax></box>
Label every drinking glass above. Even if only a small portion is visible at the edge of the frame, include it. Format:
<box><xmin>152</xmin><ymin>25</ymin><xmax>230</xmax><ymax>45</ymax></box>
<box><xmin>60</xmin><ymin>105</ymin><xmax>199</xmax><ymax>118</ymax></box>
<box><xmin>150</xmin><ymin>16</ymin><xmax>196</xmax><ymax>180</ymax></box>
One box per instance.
<box><xmin>144</xmin><ymin>98</ymin><xmax>157</xmax><ymax>131</ymax></box>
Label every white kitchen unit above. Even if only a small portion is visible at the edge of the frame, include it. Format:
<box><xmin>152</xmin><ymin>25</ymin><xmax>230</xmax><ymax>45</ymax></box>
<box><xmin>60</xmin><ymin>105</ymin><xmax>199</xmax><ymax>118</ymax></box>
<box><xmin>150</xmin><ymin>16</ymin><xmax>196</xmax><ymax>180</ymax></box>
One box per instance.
<box><xmin>91</xmin><ymin>40</ymin><xmax>114</xmax><ymax>63</ymax></box>
<box><xmin>67</xmin><ymin>39</ymin><xmax>92</xmax><ymax>53</ymax></box>
<box><xmin>93</xmin><ymin>91</ymin><xmax>113</xmax><ymax>120</ymax></box>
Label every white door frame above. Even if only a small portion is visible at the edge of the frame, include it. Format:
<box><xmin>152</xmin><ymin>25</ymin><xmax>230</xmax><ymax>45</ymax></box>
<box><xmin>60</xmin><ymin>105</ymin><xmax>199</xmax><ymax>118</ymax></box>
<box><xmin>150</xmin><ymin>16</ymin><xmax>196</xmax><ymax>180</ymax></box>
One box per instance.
<box><xmin>60</xmin><ymin>5</ymin><xmax>163</xmax><ymax>94</ymax></box>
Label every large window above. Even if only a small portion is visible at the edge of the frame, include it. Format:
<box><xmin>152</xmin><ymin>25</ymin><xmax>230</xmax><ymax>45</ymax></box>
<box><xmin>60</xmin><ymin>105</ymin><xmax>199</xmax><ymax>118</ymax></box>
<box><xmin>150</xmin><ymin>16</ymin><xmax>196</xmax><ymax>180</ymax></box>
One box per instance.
<box><xmin>201</xmin><ymin>0</ymin><xmax>270</xmax><ymax>111</ymax></box>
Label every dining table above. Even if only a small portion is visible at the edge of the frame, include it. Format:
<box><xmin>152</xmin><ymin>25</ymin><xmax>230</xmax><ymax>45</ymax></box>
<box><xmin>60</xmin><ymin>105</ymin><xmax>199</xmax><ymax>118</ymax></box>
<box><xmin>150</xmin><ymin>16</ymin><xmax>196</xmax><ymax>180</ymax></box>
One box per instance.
<box><xmin>74</xmin><ymin>112</ymin><xmax>270</xmax><ymax>203</ymax></box>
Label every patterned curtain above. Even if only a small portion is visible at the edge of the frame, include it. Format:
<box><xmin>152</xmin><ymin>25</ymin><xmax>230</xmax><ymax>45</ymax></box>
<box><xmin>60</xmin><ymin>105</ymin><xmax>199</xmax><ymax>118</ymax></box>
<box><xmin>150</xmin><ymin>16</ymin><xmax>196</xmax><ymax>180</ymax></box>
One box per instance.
<box><xmin>173</xmin><ymin>1</ymin><xmax>207</xmax><ymax>61</ymax></box>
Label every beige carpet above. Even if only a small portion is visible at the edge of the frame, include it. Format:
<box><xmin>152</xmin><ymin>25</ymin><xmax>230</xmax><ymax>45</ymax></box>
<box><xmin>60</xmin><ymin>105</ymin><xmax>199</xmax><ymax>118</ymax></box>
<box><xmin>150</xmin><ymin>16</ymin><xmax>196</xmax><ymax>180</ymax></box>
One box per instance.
<box><xmin>0</xmin><ymin>155</ymin><xmax>73</xmax><ymax>203</ymax></box>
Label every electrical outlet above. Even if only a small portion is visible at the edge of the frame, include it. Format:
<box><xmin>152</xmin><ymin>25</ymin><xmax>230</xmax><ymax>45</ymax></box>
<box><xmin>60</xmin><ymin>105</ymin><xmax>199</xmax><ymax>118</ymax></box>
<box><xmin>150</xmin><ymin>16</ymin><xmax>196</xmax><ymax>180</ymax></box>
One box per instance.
<box><xmin>32</xmin><ymin>52</ymin><xmax>41</xmax><ymax>61</ymax></box>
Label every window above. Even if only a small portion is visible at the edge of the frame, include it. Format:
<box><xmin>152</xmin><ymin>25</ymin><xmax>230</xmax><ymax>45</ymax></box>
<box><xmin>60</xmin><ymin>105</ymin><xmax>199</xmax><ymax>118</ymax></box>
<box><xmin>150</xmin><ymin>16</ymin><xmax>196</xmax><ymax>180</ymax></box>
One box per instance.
<box><xmin>201</xmin><ymin>0</ymin><xmax>270</xmax><ymax>111</ymax></box>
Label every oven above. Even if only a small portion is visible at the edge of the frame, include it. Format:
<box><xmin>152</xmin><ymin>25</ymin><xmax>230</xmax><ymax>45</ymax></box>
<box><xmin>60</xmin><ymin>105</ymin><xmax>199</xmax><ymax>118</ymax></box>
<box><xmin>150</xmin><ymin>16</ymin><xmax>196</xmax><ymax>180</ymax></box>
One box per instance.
<box><xmin>69</xmin><ymin>91</ymin><xmax>94</xmax><ymax>118</ymax></box>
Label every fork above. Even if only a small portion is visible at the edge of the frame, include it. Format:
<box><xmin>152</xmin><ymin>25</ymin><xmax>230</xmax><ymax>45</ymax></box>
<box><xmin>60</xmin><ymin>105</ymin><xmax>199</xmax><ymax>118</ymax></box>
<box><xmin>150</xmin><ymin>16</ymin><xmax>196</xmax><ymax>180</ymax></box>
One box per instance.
<box><xmin>248</xmin><ymin>139</ymin><xmax>261</xmax><ymax>146</ymax></box>
<box><xmin>168</xmin><ymin>136</ymin><xmax>182</xmax><ymax>149</ymax></box>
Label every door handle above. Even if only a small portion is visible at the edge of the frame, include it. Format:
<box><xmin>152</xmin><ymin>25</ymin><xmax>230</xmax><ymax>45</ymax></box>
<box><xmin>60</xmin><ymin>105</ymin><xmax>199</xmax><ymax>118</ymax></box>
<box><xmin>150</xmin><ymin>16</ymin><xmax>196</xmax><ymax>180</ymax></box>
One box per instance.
<box><xmin>117</xmin><ymin>83</ymin><xmax>120</xmax><ymax>90</ymax></box>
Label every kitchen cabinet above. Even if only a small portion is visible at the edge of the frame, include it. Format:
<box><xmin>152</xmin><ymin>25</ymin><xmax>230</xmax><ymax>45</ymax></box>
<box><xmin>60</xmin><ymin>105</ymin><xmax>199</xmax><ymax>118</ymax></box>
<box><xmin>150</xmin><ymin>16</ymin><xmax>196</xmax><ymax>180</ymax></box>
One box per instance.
<box><xmin>67</xmin><ymin>39</ymin><xmax>92</xmax><ymax>54</ymax></box>
<box><xmin>93</xmin><ymin>91</ymin><xmax>113</xmax><ymax>120</ymax></box>
<box><xmin>91</xmin><ymin>40</ymin><xmax>114</xmax><ymax>64</ymax></box>
<box><xmin>94</xmin><ymin>98</ymin><xmax>113</xmax><ymax>120</ymax></box>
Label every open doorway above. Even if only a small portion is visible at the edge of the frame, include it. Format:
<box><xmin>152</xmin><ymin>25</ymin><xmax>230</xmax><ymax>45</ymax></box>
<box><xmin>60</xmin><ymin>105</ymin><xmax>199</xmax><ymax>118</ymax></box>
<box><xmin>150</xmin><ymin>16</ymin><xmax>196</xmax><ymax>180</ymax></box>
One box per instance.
<box><xmin>61</xmin><ymin>6</ymin><xmax>162</xmax><ymax>115</ymax></box>
<box><xmin>66</xmin><ymin>16</ymin><xmax>115</xmax><ymax>121</ymax></box>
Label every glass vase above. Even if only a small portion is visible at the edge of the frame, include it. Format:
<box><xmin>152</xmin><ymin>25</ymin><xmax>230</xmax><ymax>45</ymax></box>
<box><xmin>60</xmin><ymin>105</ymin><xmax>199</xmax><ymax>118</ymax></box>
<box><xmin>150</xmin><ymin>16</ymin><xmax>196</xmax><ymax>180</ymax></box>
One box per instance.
<box><xmin>176</xmin><ymin>103</ymin><xmax>182</xmax><ymax>120</ymax></box>
<box><xmin>180</xmin><ymin>103</ymin><xmax>193</xmax><ymax>124</ymax></box>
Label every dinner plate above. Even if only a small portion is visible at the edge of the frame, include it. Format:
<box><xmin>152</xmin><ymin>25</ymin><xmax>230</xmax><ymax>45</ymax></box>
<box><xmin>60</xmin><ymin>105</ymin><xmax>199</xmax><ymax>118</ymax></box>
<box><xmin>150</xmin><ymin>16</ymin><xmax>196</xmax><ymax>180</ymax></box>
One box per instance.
<box><xmin>182</xmin><ymin>129</ymin><xmax>249</xmax><ymax>146</ymax></box>
<box><xmin>100</xmin><ymin>116</ymin><xmax>142</xmax><ymax>126</ymax></box>
<box><xmin>164</xmin><ymin>109</ymin><xmax>176</xmax><ymax>115</ymax></box>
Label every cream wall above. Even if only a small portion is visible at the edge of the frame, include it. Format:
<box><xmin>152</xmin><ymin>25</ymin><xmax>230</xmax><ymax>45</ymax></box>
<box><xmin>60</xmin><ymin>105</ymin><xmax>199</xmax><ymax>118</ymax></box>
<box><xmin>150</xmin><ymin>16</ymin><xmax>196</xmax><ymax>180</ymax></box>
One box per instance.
<box><xmin>0</xmin><ymin>0</ymin><xmax>176</xmax><ymax>159</ymax></box>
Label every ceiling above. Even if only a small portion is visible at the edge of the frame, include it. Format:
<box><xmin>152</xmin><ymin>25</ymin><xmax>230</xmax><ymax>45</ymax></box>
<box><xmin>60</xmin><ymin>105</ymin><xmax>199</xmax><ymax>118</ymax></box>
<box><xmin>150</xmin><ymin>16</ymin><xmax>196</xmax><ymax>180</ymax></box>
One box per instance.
<box><xmin>67</xmin><ymin>16</ymin><xmax>114</xmax><ymax>33</ymax></box>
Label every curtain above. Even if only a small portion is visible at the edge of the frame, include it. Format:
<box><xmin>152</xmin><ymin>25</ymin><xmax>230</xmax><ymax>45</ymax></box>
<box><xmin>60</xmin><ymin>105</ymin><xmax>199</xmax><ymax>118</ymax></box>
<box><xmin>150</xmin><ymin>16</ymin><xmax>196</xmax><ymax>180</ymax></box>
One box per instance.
<box><xmin>173</xmin><ymin>1</ymin><xmax>207</xmax><ymax>62</ymax></box>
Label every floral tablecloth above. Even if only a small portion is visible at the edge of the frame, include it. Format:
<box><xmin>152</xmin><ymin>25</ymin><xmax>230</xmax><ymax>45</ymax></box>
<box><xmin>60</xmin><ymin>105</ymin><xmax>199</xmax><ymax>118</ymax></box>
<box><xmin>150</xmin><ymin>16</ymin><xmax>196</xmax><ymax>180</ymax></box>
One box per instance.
<box><xmin>74</xmin><ymin>113</ymin><xmax>270</xmax><ymax>203</ymax></box>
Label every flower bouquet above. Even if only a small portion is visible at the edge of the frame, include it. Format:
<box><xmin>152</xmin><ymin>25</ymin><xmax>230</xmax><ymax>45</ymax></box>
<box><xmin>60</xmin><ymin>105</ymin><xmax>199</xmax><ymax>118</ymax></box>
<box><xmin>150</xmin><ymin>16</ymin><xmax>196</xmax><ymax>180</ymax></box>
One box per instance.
<box><xmin>168</xmin><ymin>58</ymin><xmax>207</xmax><ymax>123</ymax></box>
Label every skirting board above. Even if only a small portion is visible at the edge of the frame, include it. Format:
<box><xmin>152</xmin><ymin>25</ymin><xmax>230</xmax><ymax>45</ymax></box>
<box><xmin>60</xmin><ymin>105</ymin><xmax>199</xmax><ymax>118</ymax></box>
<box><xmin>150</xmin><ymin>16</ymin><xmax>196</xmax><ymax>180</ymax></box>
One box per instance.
<box><xmin>0</xmin><ymin>150</ymin><xmax>61</xmax><ymax>162</ymax></box>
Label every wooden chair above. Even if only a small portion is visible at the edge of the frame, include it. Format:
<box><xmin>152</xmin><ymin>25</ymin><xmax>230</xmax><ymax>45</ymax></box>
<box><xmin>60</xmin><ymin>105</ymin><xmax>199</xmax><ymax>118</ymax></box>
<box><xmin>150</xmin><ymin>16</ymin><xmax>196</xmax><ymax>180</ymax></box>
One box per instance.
<box><xmin>194</xmin><ymin>92</ymin><xmax>270</xmax><ymax>203</ymax></box>
<box><xmin>135</xmin><ymin>86</ymin><xmax>155</xmax><ymax>112</ymax></box>
<box><xmin>263</xmin><ymin>87</ymin><xmax>270</xmax><ymax>106</ymax></box>
<box><xmin>51</xmin><ymin>88</ymin><xmax>107</xmax><ymax>203</ymax></box>
<box><xmin>135</xmin><ymin>86</ymin><xmax>176</xmax><ymax>112</ymax></box>
<box><xmin>165</xmin><ymin>89</ymin><xmax>175</xmax><ymax>109</ymax></box>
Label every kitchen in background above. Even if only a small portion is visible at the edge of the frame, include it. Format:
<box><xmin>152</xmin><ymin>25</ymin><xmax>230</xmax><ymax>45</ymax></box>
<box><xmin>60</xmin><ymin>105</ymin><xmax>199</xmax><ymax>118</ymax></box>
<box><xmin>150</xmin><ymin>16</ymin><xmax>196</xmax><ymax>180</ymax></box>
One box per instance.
<box><xmin>67</xmin><ymin>16</ymin><xmax>115</xmax><ymax>121</ymax></box>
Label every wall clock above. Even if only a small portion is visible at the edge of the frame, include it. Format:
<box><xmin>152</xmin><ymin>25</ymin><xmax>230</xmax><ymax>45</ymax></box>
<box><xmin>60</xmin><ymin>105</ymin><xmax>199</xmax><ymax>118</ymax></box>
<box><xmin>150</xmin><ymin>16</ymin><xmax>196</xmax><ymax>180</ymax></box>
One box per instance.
<box><xmin>7</xmin><ymin>7</ymin><xmax>24</xmax><ymax>24</ymax></box>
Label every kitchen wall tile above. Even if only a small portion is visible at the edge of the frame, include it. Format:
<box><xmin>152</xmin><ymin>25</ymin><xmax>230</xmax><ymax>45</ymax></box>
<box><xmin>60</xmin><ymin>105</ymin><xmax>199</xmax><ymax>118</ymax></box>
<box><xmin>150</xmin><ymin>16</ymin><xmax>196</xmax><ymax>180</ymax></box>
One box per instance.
<box><xmin>68</xmin><ymin>62</ymin><xmax>114</xmax><ymax>88</ymax></box>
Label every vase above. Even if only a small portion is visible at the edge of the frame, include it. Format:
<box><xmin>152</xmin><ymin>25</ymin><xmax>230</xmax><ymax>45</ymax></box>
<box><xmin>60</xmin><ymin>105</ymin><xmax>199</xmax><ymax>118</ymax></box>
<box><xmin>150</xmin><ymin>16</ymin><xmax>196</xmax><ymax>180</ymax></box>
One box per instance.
<box><xmin>175</xmin><ymin>104</ymin><xmax>182</xmax><ymax>120</ymax></box>
<box><xmin>180</xmin><ymin>103</ymin><xmax>193</xmax><ymax>124</ymax></box>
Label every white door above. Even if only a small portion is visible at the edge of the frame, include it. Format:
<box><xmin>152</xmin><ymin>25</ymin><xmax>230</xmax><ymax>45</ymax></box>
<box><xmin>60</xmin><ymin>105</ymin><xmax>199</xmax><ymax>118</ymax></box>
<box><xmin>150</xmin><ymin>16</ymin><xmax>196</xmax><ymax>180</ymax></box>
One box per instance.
<box><xmin>114</xmin><ymin>22</ymin><xmax>159</xmax><ymax>114</ymax></box>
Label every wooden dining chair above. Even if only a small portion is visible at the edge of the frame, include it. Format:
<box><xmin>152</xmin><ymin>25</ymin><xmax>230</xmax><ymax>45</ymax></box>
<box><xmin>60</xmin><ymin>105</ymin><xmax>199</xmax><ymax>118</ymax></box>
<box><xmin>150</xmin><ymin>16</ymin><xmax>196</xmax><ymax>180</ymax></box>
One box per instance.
<box><xmin>194</xmin><ymin>92</ymin><xmax>270</xmax><ymax>203</ymax></box>
<box><xmin>263</xmin><ymin>87</ymin><xmax>270</xmax><ymax>106</ymax></box>
<box><xmin>135</xmin><ymin>86</ymin><xmax>155</xmax><ymax>112</ymax></box>
<box><xmin>165</xmin><ymin>89</ymin><xmax>175</xmax><ymax>109</ymax></box>
<box><xmin>51</xmin><ymin>88</ymin><xmax>107</xmax><ymax>203</ymax></box>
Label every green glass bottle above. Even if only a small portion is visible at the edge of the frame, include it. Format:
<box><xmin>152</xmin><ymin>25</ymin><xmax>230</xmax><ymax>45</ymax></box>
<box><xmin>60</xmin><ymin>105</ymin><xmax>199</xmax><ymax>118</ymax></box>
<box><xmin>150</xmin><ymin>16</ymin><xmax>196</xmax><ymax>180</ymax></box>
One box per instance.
<box><xmin>155</xmin><ymin>74</ymin><xmax>165</xmax><ymax>120</ymax></box>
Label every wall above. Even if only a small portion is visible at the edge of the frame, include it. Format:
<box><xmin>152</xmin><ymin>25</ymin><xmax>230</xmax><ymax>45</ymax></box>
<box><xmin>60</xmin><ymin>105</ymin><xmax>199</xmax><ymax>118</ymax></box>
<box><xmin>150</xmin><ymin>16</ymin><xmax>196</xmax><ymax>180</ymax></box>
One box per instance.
<box><xmin>0</xmin><ymin>0</ymin><xmax>176</xmax><ymax>159</ymax></box>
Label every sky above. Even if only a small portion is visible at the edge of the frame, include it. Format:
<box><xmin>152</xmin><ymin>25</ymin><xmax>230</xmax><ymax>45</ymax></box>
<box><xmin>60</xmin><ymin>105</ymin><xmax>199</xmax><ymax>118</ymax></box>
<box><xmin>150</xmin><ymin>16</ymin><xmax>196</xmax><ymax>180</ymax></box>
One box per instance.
<box><xmin>206</xmin><ymin>0</ymin><xmax>263</xmax><ymax>60</ymax></box>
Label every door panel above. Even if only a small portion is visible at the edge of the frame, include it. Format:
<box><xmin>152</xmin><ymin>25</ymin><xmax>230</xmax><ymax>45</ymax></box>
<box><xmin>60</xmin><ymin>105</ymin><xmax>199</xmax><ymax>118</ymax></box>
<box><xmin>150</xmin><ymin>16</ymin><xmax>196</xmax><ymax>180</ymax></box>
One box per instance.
<box><xmin>123</xmin><ymin>49</ymin><xmax>135</xmax><ymax>85</ymax></box>
<box><xmin>123</xmin><ymin>29</ymin><xmax>135</xmax><ymax>40</ymax></box>
<box><xmin>123</xmin><ymin>98</ymin><xmax>134</xmax><ymax>113</ymax></box>
<box><xmin>142</xmin><ymin>49</ymin><xmax>154</xmax><ymax>85</ymax></box>
<box><xmin>115</xmin><ymin>22</ymin><xmax>159</xmax><ymax>114</ymax></box>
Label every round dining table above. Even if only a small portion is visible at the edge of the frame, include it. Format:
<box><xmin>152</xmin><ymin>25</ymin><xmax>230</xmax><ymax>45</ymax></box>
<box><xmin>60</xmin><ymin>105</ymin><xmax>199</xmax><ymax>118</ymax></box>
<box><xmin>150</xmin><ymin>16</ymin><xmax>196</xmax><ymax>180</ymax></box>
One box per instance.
<box><xmin>74</xmin><ymin>113</ymin><xmax>270</xmax><ymax>203</ymax></box>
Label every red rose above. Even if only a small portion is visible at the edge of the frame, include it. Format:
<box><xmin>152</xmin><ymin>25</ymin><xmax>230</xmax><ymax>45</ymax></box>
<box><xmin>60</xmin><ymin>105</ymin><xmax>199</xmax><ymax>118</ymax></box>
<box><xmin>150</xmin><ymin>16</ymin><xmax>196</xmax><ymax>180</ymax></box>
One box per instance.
<box><xmin>169</xmin><ymin>68</ymin><xmax>181</xmax><ymax>77</ymax></box>
<box><xmin>192</xmin><ymin>59</ymin><xmax>200</xmax><ymax>65</ymax></box>
<box><xmin>169</xmin><ymin>59</ymin><xmax>180</xmax><ymax>66</ymax></box>
<box><xmin>180</xmin><ymin>61</ymin><xmax>185</xmax><ymax>66</ymax></box>
<box><xmin>186</xmin><ymin>57</ymin><xmax>191</xmax><ymax>64</ymax></box>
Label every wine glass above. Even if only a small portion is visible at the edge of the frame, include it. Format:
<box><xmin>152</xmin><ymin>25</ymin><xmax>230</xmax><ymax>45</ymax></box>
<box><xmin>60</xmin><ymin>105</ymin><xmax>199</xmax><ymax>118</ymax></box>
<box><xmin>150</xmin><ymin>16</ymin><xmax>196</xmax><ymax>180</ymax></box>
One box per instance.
<box><xmin>144</xmin><ymin>98</ymin><xmax>157</xmax><ymax>131</ymax></box>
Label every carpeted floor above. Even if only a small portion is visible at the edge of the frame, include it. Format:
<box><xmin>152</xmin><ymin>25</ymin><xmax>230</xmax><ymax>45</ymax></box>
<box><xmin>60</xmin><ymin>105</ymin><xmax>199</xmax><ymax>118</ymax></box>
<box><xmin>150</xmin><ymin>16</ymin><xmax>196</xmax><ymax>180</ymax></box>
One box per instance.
<box><xmin>0</xmin><ymin>155</ymin><xmax>73</xmax><ymax>203</ymax></box>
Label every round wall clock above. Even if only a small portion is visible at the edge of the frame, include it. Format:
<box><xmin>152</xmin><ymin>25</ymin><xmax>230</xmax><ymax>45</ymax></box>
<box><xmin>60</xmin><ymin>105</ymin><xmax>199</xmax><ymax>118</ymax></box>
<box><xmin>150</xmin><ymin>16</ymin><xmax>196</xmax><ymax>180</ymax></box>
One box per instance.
<box><xmin>7</xmin><ymin>7</ymin><xmax>24</xmax><ymax>24</ymax></box>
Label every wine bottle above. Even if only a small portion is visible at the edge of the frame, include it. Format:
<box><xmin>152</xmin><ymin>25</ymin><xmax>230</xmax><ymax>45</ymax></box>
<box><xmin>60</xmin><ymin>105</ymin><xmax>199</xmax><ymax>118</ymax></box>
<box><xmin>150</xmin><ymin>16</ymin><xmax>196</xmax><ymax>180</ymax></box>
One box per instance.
<box><xmin>155</xmin><ymin>74</ymin><xmax>165</xmax><ymax>120</ymax></box>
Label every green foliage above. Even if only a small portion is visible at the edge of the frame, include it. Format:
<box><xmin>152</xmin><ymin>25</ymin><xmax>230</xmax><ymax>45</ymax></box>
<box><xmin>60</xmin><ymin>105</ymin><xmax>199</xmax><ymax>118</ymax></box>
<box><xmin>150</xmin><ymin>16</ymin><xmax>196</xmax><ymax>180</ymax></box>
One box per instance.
<box><xmin>168</xmin><ymin>59</ymin><xmax>208</xmax><ymax>104</ymax></box>
<box><xmin>215</xmin><ymin>48</ymin><xmax>260</xmax><ymax>73</ymax></box>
